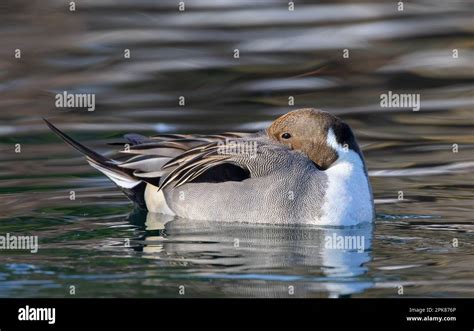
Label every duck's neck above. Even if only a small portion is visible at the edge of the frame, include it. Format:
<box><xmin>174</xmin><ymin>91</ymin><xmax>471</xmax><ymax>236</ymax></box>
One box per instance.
<box><xmin>319</xmin><ymin>150</ymin><xmax>374</xmax><ymax>226</ymax></box>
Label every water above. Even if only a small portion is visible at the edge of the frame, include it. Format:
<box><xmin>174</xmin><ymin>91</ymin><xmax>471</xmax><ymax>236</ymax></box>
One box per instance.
<box><xmin>0</xmin><ymin>0</ymin><xmax>473</xmax><ymax>297</ymax></box>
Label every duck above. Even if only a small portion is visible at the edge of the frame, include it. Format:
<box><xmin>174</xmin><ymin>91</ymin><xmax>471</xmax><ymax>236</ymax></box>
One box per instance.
<box><xmin>44</xmin><ymin>108</ymin><xmax>374</xmax><ymax>226</ymax></box>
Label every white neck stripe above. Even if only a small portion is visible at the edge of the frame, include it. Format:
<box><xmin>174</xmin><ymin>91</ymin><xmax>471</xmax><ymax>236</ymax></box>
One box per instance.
<box><xmin>319</xmin><ymin>128</ymin><xmax>373</xmax><ymax>226</ymax></box>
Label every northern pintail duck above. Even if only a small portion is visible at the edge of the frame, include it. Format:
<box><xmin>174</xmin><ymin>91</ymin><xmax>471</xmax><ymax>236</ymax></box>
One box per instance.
<box><xmin>44</xmin><ymin>108</ymin><xmax>374</xmax><ymax>226</ymax></box>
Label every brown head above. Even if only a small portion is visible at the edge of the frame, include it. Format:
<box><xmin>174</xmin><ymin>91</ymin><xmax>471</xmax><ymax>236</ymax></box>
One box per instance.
<box><xmin>267</xmin><ymin>108</ymin><xmax>363</xmax><ymax>170</ymax></box>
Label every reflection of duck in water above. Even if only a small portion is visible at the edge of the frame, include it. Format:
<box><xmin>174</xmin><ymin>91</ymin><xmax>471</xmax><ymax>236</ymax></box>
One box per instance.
<box><xmin>128</xmin><ymin>211</ymin><xmax>374</xmax><ymax>298</ymax></box>
<box><xmin>45</xmin><ymin>108</ymin><xmax>374</xmax><ymax>226</ymax></box>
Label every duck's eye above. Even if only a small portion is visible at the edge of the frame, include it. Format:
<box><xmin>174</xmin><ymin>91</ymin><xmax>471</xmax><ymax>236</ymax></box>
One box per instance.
<box><xmin>281</xmin><ymin>132</ymin><xmax>292</xmax><ymax>139</ymax></box>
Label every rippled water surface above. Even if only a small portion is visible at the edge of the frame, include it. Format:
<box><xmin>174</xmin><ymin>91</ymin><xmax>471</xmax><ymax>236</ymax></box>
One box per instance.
<box><xmin>0</xmin><ymin>0</ymin><xmax>473</xmax><ymax>297</ymax></box>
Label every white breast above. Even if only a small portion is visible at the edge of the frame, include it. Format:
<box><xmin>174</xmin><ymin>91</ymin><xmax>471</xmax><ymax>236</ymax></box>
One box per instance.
<box><xmin>319</xmin><ymin>129</ymin><xmax>374</xmax><ymax>226</ymax></box>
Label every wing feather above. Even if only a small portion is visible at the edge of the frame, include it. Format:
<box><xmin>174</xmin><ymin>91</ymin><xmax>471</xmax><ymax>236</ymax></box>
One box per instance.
<box><xmin>112</xmin><ymin>131</ymin><xmax>259</xmax><ymax>189</ymax></box>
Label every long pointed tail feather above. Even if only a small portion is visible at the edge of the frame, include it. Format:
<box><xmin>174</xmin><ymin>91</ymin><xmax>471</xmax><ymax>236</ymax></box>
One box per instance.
<box><xmin>43</xmin><ymin>118</ymin><xmax>113</xmax><ymax>165</ymax></box>
<box><xmin>43</xmin><ymin>118</ymin><xmax>147</xmax><ymax>209</ymax></box>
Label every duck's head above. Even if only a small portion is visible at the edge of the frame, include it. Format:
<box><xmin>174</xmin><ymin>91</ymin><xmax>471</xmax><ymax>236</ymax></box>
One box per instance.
<box><xmin>267</xmin><ymin>108</ymin><xmax>364</xmax><ymax>170</ymax></box>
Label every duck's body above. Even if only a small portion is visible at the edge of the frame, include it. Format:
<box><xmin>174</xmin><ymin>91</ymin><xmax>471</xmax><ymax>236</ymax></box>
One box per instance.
<box><xmin>45</xmin><ymin>109</ymin><xmax>374</xmax><ymax>226</ymax></box>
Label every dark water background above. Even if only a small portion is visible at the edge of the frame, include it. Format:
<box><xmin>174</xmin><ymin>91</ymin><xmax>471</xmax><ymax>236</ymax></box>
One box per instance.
<box><xmin>0</xmin><ymin>0</ymin><xmax>473</xmax><ymax>297</ymax></box>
